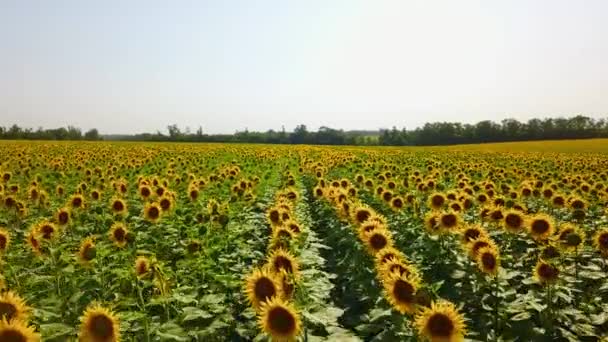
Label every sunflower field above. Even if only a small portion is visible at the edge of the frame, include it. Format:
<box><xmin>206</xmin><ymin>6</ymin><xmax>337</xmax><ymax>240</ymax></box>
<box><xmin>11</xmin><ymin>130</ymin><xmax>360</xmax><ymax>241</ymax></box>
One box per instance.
<box><xmin>0</xmin><ymin>140</ymin><xmax>607</xmax><ymax>341</ymax></box>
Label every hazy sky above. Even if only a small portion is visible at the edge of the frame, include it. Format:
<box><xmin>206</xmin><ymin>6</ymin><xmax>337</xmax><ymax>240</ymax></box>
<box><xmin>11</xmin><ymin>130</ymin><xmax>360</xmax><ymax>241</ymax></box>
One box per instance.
<box><xmin>1</xmin><ymin>1</ymin><xmax>607</xmax><ymax>134</ymax></box>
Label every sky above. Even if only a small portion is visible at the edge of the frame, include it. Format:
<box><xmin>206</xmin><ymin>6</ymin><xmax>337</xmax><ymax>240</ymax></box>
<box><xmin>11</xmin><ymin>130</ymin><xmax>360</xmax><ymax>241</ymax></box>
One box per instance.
<box><xmin>1</xmin><ymin>0</ymin><xmax>607</xmax><ymax>135</ymax></box>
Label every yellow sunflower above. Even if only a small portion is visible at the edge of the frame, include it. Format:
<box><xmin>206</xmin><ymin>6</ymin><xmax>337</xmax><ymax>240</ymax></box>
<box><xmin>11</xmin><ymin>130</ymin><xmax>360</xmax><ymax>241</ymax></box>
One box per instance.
<box><xmin>79</xmin><ymin>303</ymin><xmax>120</xmax><ymax>342</ymax></box>
<box><xmin>0</xmin><ymin>291</ymin><xmax>30</xmax><ymax>322</ymax></box>
<box><xmin>55</xmin><ymin>207</ymin><xmax>71</xmax><ymax>226</ymax></box>
<box><xmin>109</xmin><ymin>197</ymin><xmax>127</xmax><ymax>216</ymax></box>
<box><xmin>527</xmin><ymin>214</ymin><xmax>555</xmax><ymax>241</ymax></box>
<box><xmin>593</xmin><ymin>229</ymin><xmax>608</xmax><ymax>256</ymax></box>
<box><xmin>362</xmin><ymin>229</ymin><xmax>393</xmax><ymax>255</ymax></box>
<box><xmin>414</xmin><ymin>300</ymin><xmax>467</xmax><ymax>342</ymax></box>
<box><xmin>143</xmin><ymin>202</ymin><xmax>162</xmax><ymax>223</ymax></box>
<box><xmin>0</xmin><ymin>228</ymin><xmax>10</xmax><ymax>253</ymax></box>
<box><xmin>258</xmin><ymin>297</ymin><xmax>301</xmax><ymax>342</ymax></box>
<box><xmin>382</xmin><ymin>272</ymin><xmax>420</xmax><ymax>314</ymax></box>
<box><xmin>78</xmin><ymin>237</ymin><xmax>97</xmax><ymax>265</ymax></box>
<box><xmin>244</xmin><ymin>267</ymin><xmax>282</xmax><ymax>310</ymax></box>
<box><xmin>502</xmin><ymin>210</ymin><xmax>526</xmax><ymax>233</ymax></box>
<box><xmin>534</xmin><ymin>259</ymin><xmax>559</xmax><ymax>285</ymax></box>
<box><xmin>267</xmin><ymin>248</ymin><xmax>300</xmax><ymax>279</ymax></box>
<box><xmin>109</xmin><ymin>222</ymin><xmax>128</xmax><ymax>248</ymax></box>
<box><xmin>476</xmin><ymin>246</ymin><xmax>500</xmax><ymax>276</ymax></box>
<box><xmin>0</xmin><ymin>318</ymin><xmax>40</xmax><ymax>342</ymax></box>
<box><xmin>134</xmin><ymin>256</ymin><xmax>151</xmax><ymax>278</ymax></box>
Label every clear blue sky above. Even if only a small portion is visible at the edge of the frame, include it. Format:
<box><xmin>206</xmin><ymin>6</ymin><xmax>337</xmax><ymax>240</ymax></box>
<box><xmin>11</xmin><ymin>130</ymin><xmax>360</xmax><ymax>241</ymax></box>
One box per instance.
<box><xmin>1</xmin><ymin>0</ymin><xmax>607</xmax><ymax>134</ymax></box>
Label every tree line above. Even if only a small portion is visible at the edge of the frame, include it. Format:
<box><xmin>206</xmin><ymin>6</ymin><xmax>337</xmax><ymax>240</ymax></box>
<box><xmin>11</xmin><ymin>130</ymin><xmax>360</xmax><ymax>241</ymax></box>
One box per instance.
<box><xmin>1</xmin><ymin>115</ymin><xmax>606</xmax><ymax>146</ymax></box>
<box><xmin>0</xmin><ymin>125</ymin><xmax>101</xmax><ymax>141</ymax></box>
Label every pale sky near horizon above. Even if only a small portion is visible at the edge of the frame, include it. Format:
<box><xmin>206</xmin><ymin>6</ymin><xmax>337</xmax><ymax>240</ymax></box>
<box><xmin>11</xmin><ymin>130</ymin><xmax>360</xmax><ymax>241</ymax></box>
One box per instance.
<box><xmin>1</xmin><ymin>1</ymin><xmax>607</xmax><ymax>135</ymax></box>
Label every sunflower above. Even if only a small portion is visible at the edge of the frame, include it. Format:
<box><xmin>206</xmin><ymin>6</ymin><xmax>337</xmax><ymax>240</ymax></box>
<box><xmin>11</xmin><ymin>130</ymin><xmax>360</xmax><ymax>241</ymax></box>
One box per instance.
<box><xmin>476</xmin><ymin>247</ymin><xmax>500</xmax><ymax>276</ymax></box>
<box><xmin>143</xmin><ymin>202</ymin><xmax>162</xmax><ymax>223</ymax></box>
<box><xmin>283</xmin><ymin>220</ymin><xmax>301</xmax><ymax>235</ymax></box>
<box><xmin>0</xmin><ymin>229</ymin><xmax>10</xmax><ymax>253</ymax></box>
<box><xmin>351</xmin><ymin>205</ymin><xmax>373</xmax><ymax>225</ymax></box>
<box><xmin>428</xmin><ymin>193</ymin><xmax>446</xmax><ymax>210</ymax></box>
<box><xmin>502</xmin><ymin>210</ymin><xmax>525</xmax><ymax>233</ymax></box>
<box><xmin>0</xmin><ymin>291</ymin><xmax>30</xmax><ymax>322</ymax></box>
<box><xmin>383</xmin><ymin>272</ymin><xmax>419</xmax><ymax>314</ymax></box>
<box><xmin>391</xmin><ymin>196</ymin><xmax>405</xmax><ymax>210</ymax></box>
<box><xmin>134</xmin><ymin>256</ymin><xmax>151</xmax><ymax>278</ymax></box>
<box><xmin>460</xmin><ymin>225</ymin><xmax>487</xmax><ymax>245</ymax></box>
<box><xmin>358</xmin><ymin>220</ymin><xmax>384</xmax><ymax>241</ymax></box>
<box><xmin>90</xmin><ymin>189</ymin><xmax>102</xmax><ymax>201</ymax></box>
<box><xmin>69</xmin><ymin>193</ymin><xmax>85</xmax><ymax>209</ymax></box>
<box><xmin>0</xmin><ymin>318</ymin><xmax>40</xmax><ymax>342</ymax></box>
<box><xmin>267</xmin><ymin>248</ymin><xmax>300</xmax><ymax>279</ymax></box>
<box><xmin>55</xmin><ymin>207</ymin><xmax>71</xmax><ymax>226</ymax></box>
<box><xmin>158</xmin><ymin>196</ymin><xmax>173</xmax><ymax>212</ymax></box>
<box><xmin>467</xmin><ymin>237</ymin><xmax>497</xmax><ymax>260</ymax></box>
<box><xmin>527</xmin><ymin>214</ymin><xmax>555</xmax><ymax>241</ymax></box>
<box><xmin>36</xmin><ymin>221</ymin><xmax>58</xmax><ymax>240</ymax></box>
<box><xmin>266</xmin><ymin>208</ymin><xmax>282</xmax><ymax>227</ymax></box>
<box><xmin>26</xmin><ymin>230</ymin><xmax>42</xmax><ymax>255</ymax></box>
<box><xmin>534</xmin><ymin>259</ymin><xmax>559</xmax><ymax>285</ymax></box>
<box><xmin>79</xmin><ymin>303</ymin><xmax>120</xmax><ymax>342</ymax></box>
<box><xmin>138</xmin><ymin>185</ymin><xmax>152</xmax><ymax>199</ymax></box>
<box><xmin>593</xmin><ymin>229</ymin><xmax>608</xmax><ymax>256</ymax></box>
<box><xmin>375</xmin><ymin>246</ymin><xmax>405</xmax><ymax>268</ymax></box>
<box><xmin>78</xmin><ymin>237</ymin><xmax>96</xmax><ymax>265</ymax></box>
<box><xmin>258</xmin><ymin>297</ymin><xmax>301</xmax><ymax>342</ymax></box>
<box><xmin>109</xmin><ymin>222</ymin><xmax>128</xmax><ymax>248</ymax></box>
<box><xmin>439</xmin><ymin>211</ymin><xmax>461</xmax><ymax>232</ymax></box>
<box><xmin>380</xmin><ymin>258</ymin><xmax>419</xmax><ymax>280</ymax></box>
<box><xmin>414</xmin><ymin>300</ymin><xmax>467</xmax><ymax>342</ymax></box>
<box><xmin>556</xmin><ymin>224</ymin><xmax>585</xmax><ymax>253</ymax></box>
<box><xmin>244</xmin><ymin>268</ymin><xmax>281</xmax><ymax>310</ymax></box>
<box><xmin>424</xmin><ymin>212</ymin><xmax>441</xmax><ymax>235</ymax></box>
<box><xmin>109</xmin><ymin>197</ymin><xmax>127</xmax><ymax>216</ymax></box>
<box><xmin>363</xmin><ymin>229</ymin><xmax>393</xmax><ymax>255</ymax></box>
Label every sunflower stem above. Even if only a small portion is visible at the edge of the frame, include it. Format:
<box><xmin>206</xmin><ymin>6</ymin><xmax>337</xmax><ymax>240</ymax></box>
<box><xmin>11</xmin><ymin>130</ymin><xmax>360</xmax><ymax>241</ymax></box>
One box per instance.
<box><xmin>493</xmin><ymin>273</ymin><xmax>500</xmax><ymax>338</ymax></box>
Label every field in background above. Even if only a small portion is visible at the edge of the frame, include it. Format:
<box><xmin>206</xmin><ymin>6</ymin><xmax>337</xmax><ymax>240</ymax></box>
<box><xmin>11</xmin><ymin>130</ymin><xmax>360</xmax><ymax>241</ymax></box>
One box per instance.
<box><xmin>0</xmin><ymin>139</ymin><xmax>607</xmax><ymax>341</ymax></box>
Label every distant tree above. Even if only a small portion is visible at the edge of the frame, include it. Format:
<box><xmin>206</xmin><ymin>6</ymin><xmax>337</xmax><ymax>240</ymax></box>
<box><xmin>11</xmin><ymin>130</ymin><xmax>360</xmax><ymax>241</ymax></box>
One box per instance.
<box><xmin>84</xmin><ymin>128</ymin><xmax>101</xmax><ymax>140</ymax></box>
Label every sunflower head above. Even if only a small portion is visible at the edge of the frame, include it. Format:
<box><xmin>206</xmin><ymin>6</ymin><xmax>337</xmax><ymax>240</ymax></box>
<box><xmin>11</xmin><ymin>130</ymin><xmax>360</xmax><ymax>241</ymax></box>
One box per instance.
<box><xmin>0</xmin><ymin>229</ymin><xmax>10</xmax><ymax>253</ymax></box>
<box><xmin>363</xmin><ymin>229</ymin><xmax>393</xmax><ymax>255</ymax></box>
<box><xmin>534</xmin><ymin>259</ymin><xmax>559</xmax><ymax>285</ymax></box>
<box><xmin>0</xmin><ymin>291</ymin><xmax>30</xmax><ymax>322</ymax></box>
<box><xmin>109</xmin><ymin>222</ymin><xmax>128</xmax><ymax>248</ymax></box>
<box><xmin>439</xmin><ymin>211</ymin><xmax>461</xmax><ymax>231</ymax></box>
<box><xmin>36</xmin><ymin>221</ymin><xmax>58</xmax><ymax>240</ymax></box>
<box><xmin>258</xmin><ymin>297</ymin><xmax>301</xmax><ymax>341</ymax></box>
<box><xmin>383</xmin><ymin>272</ymin><xmax>420</xmax><ymax>314</ymax></box>
<box><xmin>593</xmin><ymin>229</ymin><xmax>608</xmax><ymax>255</ymax></box>
<box><xmin>78</xmin><ymin>237</ymin><xmax>97</xmax><ymax>264</ymax></box>
<box><xmin>158</xmin><ymin>196</ymin><xmax>173</xmax><ymax>212</ymax></box>
<box><xmin>110</xmin><ymin>197</ymin><xmax>127</xmax><ymax>215</ymax></box>
<box><xmin>55</xmin><ymin>207</ymin><xmax>71</xmax><ymax>226</ymax></box>
<box><xmin>79</xmin><ymin>303</ymin><xmax>120</xmax><ymax>342</ymax></box>
<box><xmin>25</xmin><ymin>229</ymin><xmax>43</xmax><ymax>256</ymax></box>
<box><xmin>503</xmin><ymin>210</ymin><xmax>525</xmax><ymax>233</ymax></box>
<box><xmin>69</xmin><ymin>194</ymin><xmax>85</xmax><ymax>209</ymax></box>
<box><xmin>424</xmin><ymin>212</ymin><xmax>442</xmax><ymax>235</ymax></box>
<box><xmin>428</xmin><ymin>193</ymin><xmax>446</xmax><ymax>209</ymax></box>
<box><xmin>414</xmin><ymin>300</ymin><xmax>467</xmax><ymax>342</ymax></box>
<box><xmin>134</xmin><ymin>256</ymin><xmax>151</xmax><ymax>278</ymax></box>
<box><xmin>460</xmin><ymin>225</ymin><xmax>487</xmax><ymax>245</ymax></box>
<box><xmin>476</xmin><ymin>246</ymin><xmax>500</xmax><ymax>276</ymax></box>
<box><xmin>527</xmin><ymin>214</ymin><xmax>555</xmax><ymax>241</ymax></box>
<box><xmin>352</xmin><ymin>205</ymin><xmax>373</xmax><ymax>225</ymax></box>
<box><xmin>0</xmin><ymin>318</ymin><xmax>40</xmax><ymax>342</ymax></box>
<box><xmin>244</xmin><ymin>268</ymin><xmax>282</xmax><ymax>310</ymax></box>
<box><xmin>143</xmin><ymin>202</ymin><xmax>162</xmax><ymax>223</ymax></box>
<box><xmin>467</xmin><ymin>237</ymin><xmax>496</xmax><ymax>260</ymax></box>
<box><xmin>267</xmin><ymin>248</ymin><xmax>300</xmax><ymax>279</ymax></box>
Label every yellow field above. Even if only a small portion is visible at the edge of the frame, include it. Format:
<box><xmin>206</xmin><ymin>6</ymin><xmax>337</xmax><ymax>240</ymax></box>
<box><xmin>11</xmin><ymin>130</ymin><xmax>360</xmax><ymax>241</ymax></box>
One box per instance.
<box><xmin>0</xmin><ymin>139</ymin><xmax>606</xmax><ymax>341</ymax></box>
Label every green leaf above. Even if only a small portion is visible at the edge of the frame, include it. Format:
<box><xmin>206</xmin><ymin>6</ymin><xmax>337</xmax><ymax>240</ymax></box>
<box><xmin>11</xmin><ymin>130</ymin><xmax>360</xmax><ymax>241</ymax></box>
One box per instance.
<box><xmin>40</xmin><ymin>323</ymin><xmax>75</xmax><ymax>340</ymax></box>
